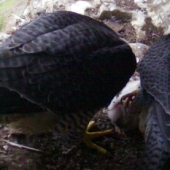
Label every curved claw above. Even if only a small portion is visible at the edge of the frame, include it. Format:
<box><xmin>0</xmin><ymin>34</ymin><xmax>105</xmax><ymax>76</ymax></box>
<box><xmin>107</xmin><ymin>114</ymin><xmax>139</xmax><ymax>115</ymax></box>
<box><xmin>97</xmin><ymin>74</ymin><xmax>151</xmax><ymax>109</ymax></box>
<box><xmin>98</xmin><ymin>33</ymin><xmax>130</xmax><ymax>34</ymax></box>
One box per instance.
<box><xmin>83</xmin><ymin>121</ymin><xmax>113</xmax><ymax>154</ymax></box>
<box><xmin>121</xmin><ymin>89</ymin><xmax>140</xmax><ymax>108</ymax></box>
<box><xmin>83</xmin><ymin>121</ymin><xmax>125</xmax><ymax>154</ymax></box>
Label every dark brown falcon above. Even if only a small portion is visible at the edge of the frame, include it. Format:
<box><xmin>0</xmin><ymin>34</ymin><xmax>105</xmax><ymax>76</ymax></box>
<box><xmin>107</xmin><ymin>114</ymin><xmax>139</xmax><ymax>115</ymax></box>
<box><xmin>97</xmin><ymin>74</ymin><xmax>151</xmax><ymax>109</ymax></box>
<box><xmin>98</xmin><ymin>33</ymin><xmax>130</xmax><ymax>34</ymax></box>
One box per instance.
<box><xmin>0</xmin><ymin>11</ymin><xmax>136</xmax><ymax>153</ymax></box>
<box><xmin>138</xmin><ymin>34</ymin><xmax>170</xmax><ymax>170</ymax></box>
<box><xmin>122</xmin><ymin>34</ymin><xmax>170</xmax><ymax>169</ymax></box>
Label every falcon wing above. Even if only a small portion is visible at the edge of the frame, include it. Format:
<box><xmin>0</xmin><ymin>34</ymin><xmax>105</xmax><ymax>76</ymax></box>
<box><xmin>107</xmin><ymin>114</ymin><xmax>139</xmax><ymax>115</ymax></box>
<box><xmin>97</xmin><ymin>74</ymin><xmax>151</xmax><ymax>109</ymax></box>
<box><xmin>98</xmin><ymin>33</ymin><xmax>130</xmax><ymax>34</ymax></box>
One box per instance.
<box><xmin>139</xmin><ymin>35</ymin><xmax>170</xmax><ymax>147</ymax></box>
<box><xmin>0</xmin><ymin>11</ymin><xmax>136</xmax><ymax>113</ymax></box>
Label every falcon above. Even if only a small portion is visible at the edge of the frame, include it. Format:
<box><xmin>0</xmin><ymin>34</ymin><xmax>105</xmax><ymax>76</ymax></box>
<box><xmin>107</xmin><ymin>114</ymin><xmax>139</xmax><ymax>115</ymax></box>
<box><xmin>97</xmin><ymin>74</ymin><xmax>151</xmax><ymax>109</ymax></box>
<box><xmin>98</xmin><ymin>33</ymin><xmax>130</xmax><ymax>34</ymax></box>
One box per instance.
<box><xmin>138</xmin><ymin>34</ymin><xmax>170</xmax><ymax>170</ymax></box>
<box><xmin>0</xmin><ymin>11</ymin><xmax>136</xmax><ymax>153</ymax></box>
<box><xmin>122</xmin><ymin>34</ymin><xmax>170</xmax><ymax>169</ymax></box>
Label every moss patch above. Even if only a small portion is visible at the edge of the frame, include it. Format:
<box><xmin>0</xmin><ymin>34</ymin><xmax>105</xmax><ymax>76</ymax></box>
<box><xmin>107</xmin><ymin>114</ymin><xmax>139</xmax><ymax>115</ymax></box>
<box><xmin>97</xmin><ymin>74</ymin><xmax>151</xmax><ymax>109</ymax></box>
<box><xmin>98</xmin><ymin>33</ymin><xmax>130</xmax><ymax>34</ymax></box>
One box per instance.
<box><xmin>0</xmin><ymin>0</ymin><xmax>17</xmax><ymax>30</ymax></box>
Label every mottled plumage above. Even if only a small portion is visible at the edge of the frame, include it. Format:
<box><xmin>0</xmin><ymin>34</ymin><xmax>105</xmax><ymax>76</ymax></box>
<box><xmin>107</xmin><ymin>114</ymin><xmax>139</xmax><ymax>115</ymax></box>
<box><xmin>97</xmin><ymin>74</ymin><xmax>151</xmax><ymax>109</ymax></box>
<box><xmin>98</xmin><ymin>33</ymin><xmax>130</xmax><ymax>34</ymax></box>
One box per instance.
<box><xmin>138</xmin><ymin>34</ymin><xmax>170</xmax><ymax>169</ymax></box>
<box><xmin>0</xmin><ymin>11</ymin><xmax>136</xmax><ymax>150</ymax></box>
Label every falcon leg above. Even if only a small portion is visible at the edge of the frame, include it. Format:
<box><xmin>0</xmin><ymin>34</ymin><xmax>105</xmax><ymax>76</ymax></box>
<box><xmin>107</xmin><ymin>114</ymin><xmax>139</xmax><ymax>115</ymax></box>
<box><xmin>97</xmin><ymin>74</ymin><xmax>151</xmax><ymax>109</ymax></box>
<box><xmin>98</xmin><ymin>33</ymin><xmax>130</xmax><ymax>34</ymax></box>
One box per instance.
<box><xmin>83</xmin><ymin>121</ymin><xmax>121</xmax><ymax>154</ymax></box>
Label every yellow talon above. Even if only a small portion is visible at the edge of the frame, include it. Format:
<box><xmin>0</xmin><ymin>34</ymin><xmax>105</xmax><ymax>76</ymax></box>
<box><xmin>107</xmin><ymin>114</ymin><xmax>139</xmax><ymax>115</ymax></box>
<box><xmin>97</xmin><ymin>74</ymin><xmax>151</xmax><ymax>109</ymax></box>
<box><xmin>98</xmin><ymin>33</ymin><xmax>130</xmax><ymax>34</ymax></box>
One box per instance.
<box><xmin>83</xmin><ymin>121</ymin><xmax>113</xmax><ymax>154</ymax></box>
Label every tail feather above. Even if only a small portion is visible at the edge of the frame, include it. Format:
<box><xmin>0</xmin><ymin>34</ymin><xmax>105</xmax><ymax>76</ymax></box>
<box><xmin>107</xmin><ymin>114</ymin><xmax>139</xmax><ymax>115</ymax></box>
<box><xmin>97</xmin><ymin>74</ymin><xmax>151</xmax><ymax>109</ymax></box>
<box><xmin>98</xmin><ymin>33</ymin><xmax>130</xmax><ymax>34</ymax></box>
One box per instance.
<box><xmin>0</xmin><ymin>86</ymin><xmax>42</xmax><ymax>114</ymax></box>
